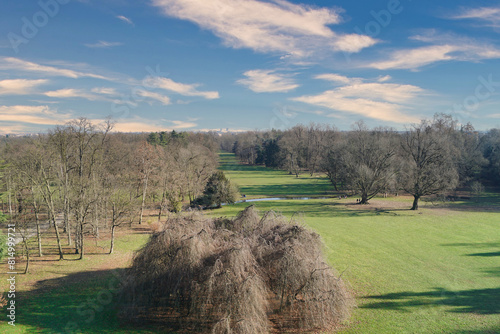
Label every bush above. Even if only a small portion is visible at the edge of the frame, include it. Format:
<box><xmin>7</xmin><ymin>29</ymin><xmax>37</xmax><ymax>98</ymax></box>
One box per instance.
<box><xmin>193</xmin><ymin>171</ymin><xmax>239</xmax><ymax>208</ymax></box>
<box><xmin>120</xmin><ymin>206</ymin><xmax>352</xmax><ymax>333</ymax></box>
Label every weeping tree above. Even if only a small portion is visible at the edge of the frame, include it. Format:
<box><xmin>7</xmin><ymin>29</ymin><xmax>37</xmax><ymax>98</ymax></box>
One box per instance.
<box><xmin>120</xmin><ymin>206</ymin><xmax>352</xmax><ymax>333</ymax></box>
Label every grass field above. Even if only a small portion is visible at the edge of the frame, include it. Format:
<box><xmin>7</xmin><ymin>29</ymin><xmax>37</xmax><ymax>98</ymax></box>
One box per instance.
<box><xmin>2</xmin><ymin>152</ymin><xmax>499</xmax><ymax>333</ymax></box>
<box><xmin>214</xmin><ymin>153</ymin><xmax>500</xmax><ymax>333</ymax></box>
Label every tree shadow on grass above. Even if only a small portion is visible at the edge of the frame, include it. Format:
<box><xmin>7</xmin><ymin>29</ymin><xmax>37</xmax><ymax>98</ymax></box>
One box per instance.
<box><xmin>361</xmin><ymin>287</ymin><xmax>500</xmax><ymax>315</ymax></box>
<box><xmin>467</xmin><ymin>252</ymin><xmax>500</xmax><ymax>257</ymax></box>
<box><xmin>9</xmin><ymin>269</ymin><xmax>163</xmax><ymax>334</ymax></box>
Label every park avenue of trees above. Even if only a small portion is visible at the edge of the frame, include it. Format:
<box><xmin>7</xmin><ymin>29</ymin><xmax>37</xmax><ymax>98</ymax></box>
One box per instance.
<box><xmin>1</xmin><ymin>113</ymin><xmax>499</xmax><ymax>267</ymax></box>
<box><xmin>223</xmin><ymin>114</ymin><xmax>497</xmax><ymax>208</ymax></box>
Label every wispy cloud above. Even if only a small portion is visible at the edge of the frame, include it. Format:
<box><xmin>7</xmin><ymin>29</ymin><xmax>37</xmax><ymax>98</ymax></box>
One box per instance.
<box><xmin>450</xmin><ymin>6</ymin><xmax>500</xmax><ymax>29</ymax></box>
<box><xmin>366</xmin><ymin>32</ymin><xmax>500</xmax><ymax>70</ymax></box>
<box><xmin>136</xmin><ymin>90</ymin><xmax>171</xmax><ymax>105</ymax></box>
<box><xmin>116</xmin><ymin>15</ymin><xmax>134</xmax><ymax>25</ymax></box>
<box><xmin>292</xmin><ymin>74</ymin><xmax>422</xmax><ymax>123</ymax></box>
<box><xmin>237</xmin><ymin>69</ymin><xmax>299</xmax><ymax>93</ymax></box>
<box><xmin>0</xmin><ymin>105</ymin><xmax>72</xmax><ymax>127</ymax></box>
<box><xmin>0</xmin><ymin>57</ymin><xmax>111</xmax><ymax>80</ymax></box>
<box><xmin>151</xmin><ymin>0</ymin><xmax>376</xmax><ymax>58</ymax></box>
<box><xmin>0</xmin><ymin>79</ymin><xmax>48</xmax><ymax>95</ymax></box>
<box><xmin>43</xmin><ymin>88</ymin><xmax>102</xmax><ymax>100</ymax></box>
<box><xmin>108</xmin><ymin>117</ymin><xmax>196</xmax><ymax>132</ymax></box>
<box><xmin>144</xmin><ymin>76</ymin><xmax>219</xmax><ymax>99</ymax></box>
<box><xmin>84</xmin><ymin>41</ymin><xmax>123</xmax><ymax>48</ymax></box>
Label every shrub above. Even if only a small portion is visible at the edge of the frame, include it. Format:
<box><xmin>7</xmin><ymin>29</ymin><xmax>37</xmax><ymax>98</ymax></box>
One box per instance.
<box><xmin>193</xmin><ymin>171</ymin><xmax>239</xmax><ymax>208</ymax></box>
<box><xmin>120</xmin><ymin>206</ymin><xmax>352</xmax><ymax>333</ymax></box>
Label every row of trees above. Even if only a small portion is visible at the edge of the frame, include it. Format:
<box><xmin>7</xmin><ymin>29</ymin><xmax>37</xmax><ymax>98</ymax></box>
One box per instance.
<box><xmin>0</xmin><ymin>118</ymin><xmax>221</xmax><ymax>264</ymax></box>
<box><xmin>223</xmin><ymin>114</ymin><xmax>495</xmax><ymax>210</ymax></box>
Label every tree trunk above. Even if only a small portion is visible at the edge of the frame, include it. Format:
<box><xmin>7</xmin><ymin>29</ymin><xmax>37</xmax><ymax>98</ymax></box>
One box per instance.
<box><xmin>79</xmin><ymin>224</ymin><xmax>84</xmax><ymax>260</ymax></box>
<box><xmin>31</xmin><ymin>190</ymin><xmax>43</xmax><ymax>257</ymax></box>
<box><xmin>411</xmin><ymin>195</ymin><xmax>420</xmax><ymax>210</ymax></box>
<box><xmin>359</xmin><ymin>193</ymin><xmax>369</xmax><ymax>204</ymax></box>
<box><xmin>23</xmin><ymin>238</ymin><xmax>30</xmax><ymax>274</ymax></box>
<box><xmin>109</xmin><ymin>224</ymin><xmax>116</xmax><ymax>254</ymax></box>
<box><xmin>139</xmin><ymin>177</ymin><xmax>148</xmax><ymax>225</ymax></box>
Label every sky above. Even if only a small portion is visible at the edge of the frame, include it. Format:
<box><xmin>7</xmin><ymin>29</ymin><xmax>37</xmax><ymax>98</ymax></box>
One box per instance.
<box><xmin>0</xmin><ymin>0</ymin><xmax>500</xmax><ymax>134</ymax></box>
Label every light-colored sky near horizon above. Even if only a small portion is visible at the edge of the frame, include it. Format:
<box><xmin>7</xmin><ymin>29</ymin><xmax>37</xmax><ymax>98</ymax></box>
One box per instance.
<box><xmin>1</xmin><ymin>0</ymin><xmax>500</xmax><ymax>134</ymax></box>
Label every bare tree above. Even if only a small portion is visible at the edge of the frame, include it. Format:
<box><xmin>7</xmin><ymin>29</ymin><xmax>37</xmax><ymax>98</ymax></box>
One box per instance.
<box><xmin>342</xmin><ymin>122</ymin><xmax>397</xmax><ymax>204</ymax></box>
<box><xmin>399</xmin><ymin>120</ymin><xmax>459</xmax><ymax>210</ymax></box>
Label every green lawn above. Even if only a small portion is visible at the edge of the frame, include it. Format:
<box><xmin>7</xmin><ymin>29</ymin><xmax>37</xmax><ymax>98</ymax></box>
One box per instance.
<box><xmin>213</xmin><ymin>153</ymin><xmax>500</xmax><ymax>333</ymax></box>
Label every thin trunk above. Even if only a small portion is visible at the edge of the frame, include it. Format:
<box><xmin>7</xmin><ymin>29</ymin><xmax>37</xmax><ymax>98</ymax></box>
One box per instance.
<box><xmin>23</xmin><ymin>237</ymin><xmax>30</xmax><ymax>274</ymax></box>
<box><xmin>411</xmin><ymin>195</ymin><xmax>420</xmax><ymax>210</ymax></box>
<box><xmin>109</xmin><ymin>224</ymin><xmax>116</xmax><ymax>254</ymax></box>
<box><xmin>44</xmin><ymin>178</ymin><xmax>64</xmax><ymax>260</ymax></box>
<box><xmin>64</xmin><ymin>173</ymin><xmax>71</xmax><ymax>246</ymax></box>
<box><xmin>158</xmin><ymin>192</ymin><xmax>165</xmax><ymax>221</ymax></box>
<box><xmin>32</xmin><ymin>194</ymin><xmax>42</xmax><ymax>257</ymax></box>
<box><xmin>79</xmin><ymin>223</ymin><xmax>84</xmax><ymax>260</ymax></box>
<box><xmin>139</xmin><ymin>176</ymin><xmax>148</xmax><ymax>225</ymax></box>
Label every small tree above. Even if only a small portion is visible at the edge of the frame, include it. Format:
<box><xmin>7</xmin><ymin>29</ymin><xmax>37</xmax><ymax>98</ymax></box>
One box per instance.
<box><xmin>195</xmin><ymin>171</ymin><xmax>239</xmax><ymax>208</ymax></box>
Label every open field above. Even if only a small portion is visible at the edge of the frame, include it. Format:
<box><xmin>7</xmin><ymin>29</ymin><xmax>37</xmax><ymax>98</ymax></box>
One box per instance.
<box><xmin>214</xmin><ymin>153</ymin><xmax>500</xmax><ymax>333</ymax></box>
<box><xmin>1</xmin><ymin>152</ymin><xmax>499</xmax><ymax>333</ymax></box>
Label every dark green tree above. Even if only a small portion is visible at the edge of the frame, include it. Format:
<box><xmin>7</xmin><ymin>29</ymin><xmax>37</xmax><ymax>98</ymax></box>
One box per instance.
<box><xmin>195</xmin><ymin>171</ymin><xmax>239</xmax><ymax>208</ymax></box>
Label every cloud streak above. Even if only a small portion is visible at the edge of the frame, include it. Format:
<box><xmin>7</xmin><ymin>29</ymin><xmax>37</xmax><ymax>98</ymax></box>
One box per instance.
<box><xmin>144</xmin><ymin>76</ymin><xmax>219</xmax><ymax>99</ymax></box>
<box><xmin>0</xmin><ymin>79</ymin><xmax>48</xmax><ymax>95</ymax></box>
<box><xmin>0</xmin><ymin>57</ymin><xmax>112</xmax><ymax>81</ymax></box>
<box><xmin>84</xmin><ymin>41</ymin><xmax>123</xmax><ymax>48</ymax></box>
<box><xmin>151</xmin><ymin>0</ymin><xmax>376</xmax><ymax>58</ymax></box>
<box><xmin>117</xmin><ymin>15</ymin><xmax>134</xmax><ymax>25</ymax></box>
<box><xmin>366</xmin><ymin>32</ymin><xmax>500</xmax><ymax>70</ymax></box>
<box><xmin>238</xmin><ymin>69</ymin><xmax>299</xmax><ymax>93</ymax></box>
<box><xmin>450</xmin><ymin>6</ymin><xmax>500</xmax><ymax>29</ymax></box>
<box><xmin>292</xmin><ymin>74</ymin><xmax>422</xmax><ymax>123</ymax></box>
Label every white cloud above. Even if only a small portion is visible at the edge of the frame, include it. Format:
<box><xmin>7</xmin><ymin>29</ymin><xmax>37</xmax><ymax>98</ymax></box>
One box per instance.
<box><xmin>237</xmin><ymin>69</ymin><xmax>299</xmax><ymax>93</ymax></box>
<box><xmin>367</xmin><ymin>45</ymin><xmax>457</xmax><ymax>70</ymax></box>
<box><xmin>117</xmin><ymin>15</ymin><xmax>134</xmax><ymax>25</ymax></box>
<box><xmin>136</xmin><ymin>90</ymin><xmax>171</xmax><ymax>105</ymax></box>
<box><xmin>0</xmin><ymin>105</ymin><xmax>72</xmax><ymax>126</ymax></box>
<box><xmin>366</xmin><ymin>30</ymin><xmax>500</xmax><ymax>70</ymax></box>
<box><xmin>84</xmin><ymin>41</ymin><xmax>123</xmax><ymax>48</ymax></box>
<box><xmin>91</xmin><ymin>87</ymin><xmax>119</xmax><ymax>95</ymax></box>
<box><xmin>0</xmin><ymin>57</ymin><xmax>111</xmax><ymax>80</ymax></box>
<box><xmin>151</xmin><ymin>0</ymin><xmax>376</xmax><ymax>58</ymax></box>
<box><xmin>377</xmin><ymin>75</ymin><xmax>392</xmax><ymax>83</ymax></box>
<box><xmin>315</xmin><ymin>73</ymin><xmax>361</xmax><ymax>85</ymax></box>
<box><xmin>43</xmin><ymin>88</ymin><xmax>102</xmax><ymax>101</ymax></box>
<box><xmin>144</xmin><ymin>76</ymin><xmax>219</xmax><ymax>99</ymax></box>
<box><xmin>450</xmin><ymin>6</ymin><xmax>500</xmax><ymax>28</ymax></box>
<box><xmin>0</xmin><ymin>79</ymin><xmax>48</xmax><ymax>95</ymax></box>
<box><xmin>292</xmin><ymin>74</ymin><xmax>422</xmax><ymax>123</ymax></box>
<box><xmin>108</xmin><ymin>117</ymin><xmax>196</xmax><ymax>132</ymax></box>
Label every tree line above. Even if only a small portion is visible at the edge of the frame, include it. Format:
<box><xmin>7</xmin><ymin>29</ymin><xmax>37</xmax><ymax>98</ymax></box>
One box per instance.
<box><xmin>0</xmin><ymin>118</ymin><xmax>225</xmax><ymax>266</ymax></box>
<box><xmin>222</xmin><ymin>114</ymin><xmax>497</xmax><ymax>210</ymax></box>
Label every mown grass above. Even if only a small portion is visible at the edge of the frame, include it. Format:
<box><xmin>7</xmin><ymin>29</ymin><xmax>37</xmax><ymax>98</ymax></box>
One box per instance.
<box><xmin>219</xmin><ymin>152</ymin><xmax>334</xmax><ymax>198</ymax></box>
<box><xmin>0</xmin><ymin>228</ymin><xmax>158</xmax><ymax>333</ymax></box>
<box><xmin>212</xmin><ymin>153</ymin><xmax>500</xmax><ymax>333</ymax></box>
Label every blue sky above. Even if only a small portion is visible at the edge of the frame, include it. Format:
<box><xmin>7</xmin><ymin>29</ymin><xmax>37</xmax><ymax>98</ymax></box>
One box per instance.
<box><xmin>0</xmin><ymin>0</ymin><xmax>500</xmax><ymax>134</ymax></box>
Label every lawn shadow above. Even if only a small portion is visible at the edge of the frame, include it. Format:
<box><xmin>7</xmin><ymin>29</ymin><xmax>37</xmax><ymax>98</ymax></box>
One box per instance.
<box><xmin>467</xmin><ymin>252</ymin><xmax>500</xmax><ymax>257</ymax></box>
<box><xmin>361</xmin><ymin>287</ymin><xmax>500</xmax><ymax>315</ymax></box>
<box><xmin>8</xmin><ymin>269</ymin><xmax>163</xmax><ymax>333</ymax></box>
